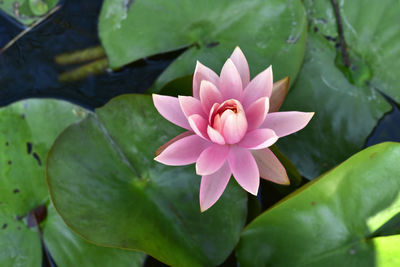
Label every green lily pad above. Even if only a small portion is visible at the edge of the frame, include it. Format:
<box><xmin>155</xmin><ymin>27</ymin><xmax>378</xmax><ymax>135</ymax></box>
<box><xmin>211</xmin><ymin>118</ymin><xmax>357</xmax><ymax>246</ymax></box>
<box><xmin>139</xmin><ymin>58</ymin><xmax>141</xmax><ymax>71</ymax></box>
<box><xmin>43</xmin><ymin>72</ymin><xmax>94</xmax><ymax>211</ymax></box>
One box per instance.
<box><xmin>0</xmin><ymin>211</ymin><xmax>41</xmax><ymax>267</ymax></box>
<box><xmin>0</xmin><ymin>0</ymin><xmax>58</xmax><ymax>26</ymax></box>
<box><xmin>276</xmin><ymin>0</ymin><xmax>400</xmax><ymax>178</ymax></box>
<box><xmin>277</xmin><ymin>33</ymin><xmax>390</xmax><ymax>179</ymax></box>
<box><xmin>46</xmin><ymin>94</ymin><xmax>248</xmax><ymax>267</ymax></box>
<box><xmin>237</xmin><ymin>142</ymin><xmax>400</xmax><ymax>266</ymax></box>
<box><xmin>43</xmin><ymin>204</ymin><xmax>145</xmax><ymax>267</ymax></box>
<box><xmin>305</xmin><ymin>0</ymin><xmax>400</xmax><ymax>102</ymax></box>
<box><xmin>0</xmin><ymin>99</ymin><xmax>145</xmax><ymax>266</ymax></box>
<box><xmin>98</xmin><ymin>0</ymin><xmax>307</xmax><ymax>91</ymax></box>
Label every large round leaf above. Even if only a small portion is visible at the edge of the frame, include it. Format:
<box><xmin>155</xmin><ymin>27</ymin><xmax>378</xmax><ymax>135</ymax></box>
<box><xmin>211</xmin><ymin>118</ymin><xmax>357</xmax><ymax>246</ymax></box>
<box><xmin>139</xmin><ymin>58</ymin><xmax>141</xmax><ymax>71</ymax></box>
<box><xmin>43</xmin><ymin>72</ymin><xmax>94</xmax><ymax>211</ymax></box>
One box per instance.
<box><xmin>98</xmin><ymin>0</ymin><xmax>307</xmax><ymax>91</ymax></box>
<box><xmin>276</xmin><ymin>0</ymin><xmax>400</xmax><ymax>178</ymax></box>
<box><xmin>43</xmin><ymin>204</ymin><xmax>145</xmax><ymax>267</ymax></box>
<box><xmin>0</xmin><ymin>99</ymin><xmax>145</xmax><ymax>266</ymax></box>
<box><xmin>47</xmin><ymin>94</ymin><xmax>248</xmax><ymax>267</ymax></box>
<box><xmin>237</xmin><ymin>142</ymin><xmax>400</xmax><ymax>266</ymax></box>
<box><xmin>277</xmin><ymin>33</ymin><xmax>390</xmax><ymax>178</ymax></box>
<box><xmin>0</xmin><ymin>211</ymin><xmax>41</xmax><ymax>267</ymax></box>
<box><xmin>278</xmin><ymin>0</ymin><xmax>400</xmax><ymax>178</ymax></box>
<box><xmin>304</xmin><ymin>0</ymin><xmax>400</xmax><ymax>102</ymax></box>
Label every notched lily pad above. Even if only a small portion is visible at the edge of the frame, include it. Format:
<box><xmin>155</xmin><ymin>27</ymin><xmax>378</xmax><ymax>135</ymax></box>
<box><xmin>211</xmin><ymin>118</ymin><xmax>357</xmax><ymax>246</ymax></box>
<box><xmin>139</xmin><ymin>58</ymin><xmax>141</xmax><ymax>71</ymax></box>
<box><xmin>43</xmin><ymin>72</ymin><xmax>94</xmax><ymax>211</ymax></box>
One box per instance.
<box><xmin>98</xmin><ymin>0</ymin><xmax>308</xmax><ymax>91</ymax></box>
<box><xmin>47</xmin><ymin>94</ymin><xmax>248</xmax><ymax>267</ymax></box>
<box><xmin>276</xmin><ymin>0</ymin><xmax>400</xmax><ymax>178</ymax></box>
<box><xmin>237</xmin><ymin>142</ymin><xmax>400</xmax><ymax>266</ymax></box>
<box><xmin>0</xmin><ymin>99</ymin><xmax>145</xmax><ymax>266</ymax></box>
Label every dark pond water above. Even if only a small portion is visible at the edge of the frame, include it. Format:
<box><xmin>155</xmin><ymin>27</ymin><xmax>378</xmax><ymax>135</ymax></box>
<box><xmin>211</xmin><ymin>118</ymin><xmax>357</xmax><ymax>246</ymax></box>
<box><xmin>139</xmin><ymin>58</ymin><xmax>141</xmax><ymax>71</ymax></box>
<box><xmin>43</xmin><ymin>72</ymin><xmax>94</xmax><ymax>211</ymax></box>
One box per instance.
<box><xmin>365</xmin><ymin>95</ymin><xmax>400</xmax><ymax>147</ymax></box>
<box><xmin>0</xmin><ymin>0</ymin><xmax>176</xmax><ymax>110</ymax></box>
<box><xmin>1</xmin><ymin>0</ymin><xmax>400</xmax><ymax>266</ymax></box>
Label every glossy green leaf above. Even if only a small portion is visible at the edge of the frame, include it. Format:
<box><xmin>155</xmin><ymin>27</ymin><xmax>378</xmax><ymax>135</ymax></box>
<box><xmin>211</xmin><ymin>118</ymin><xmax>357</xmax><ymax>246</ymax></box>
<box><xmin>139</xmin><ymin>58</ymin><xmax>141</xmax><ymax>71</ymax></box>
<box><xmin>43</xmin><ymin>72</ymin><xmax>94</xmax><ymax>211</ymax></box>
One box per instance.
<box><xmin>0</xmin><ymin>0</ymin><xmax>58</xmax><ymax>26</ymax></box>
<box><xmin>43</xmin><ymin>204</ymin><xmax>145</xmax><ymax>267</ymax></box>
<box><xmin>47</xmin><ymin>94</ymin><xmax>248</xmax><ymax>267</ymax></box>
<box><xmin>0</xmin><ymin>211</ymin><xmax>41</xmax><ymax>267</ymax></box>
<box><xmin>276</xmin><ymin>0</ymin><xmax>400</xmax><ymax>179</ymax></box>
<box><xmin>0</xmin><ymin>99</ymin><xmax>145</xmax><ymax>266</ymax></box>
<box><xmin>98</xmin><ymin>0</ymin><xmax>307</xmax><ymax>91</ymax></box>
<box><xmin>277</xmin><ymin>33</ymin><xmax>390</xmax><ymax>179</ymax></box>
<box><xmin>305</xmin><ymin>0</ymin><xmax>400</xmax><ymax>102</ymax></box>
<box><xmin>237</xmin><ymin>142</ymin><xmax>400</xmax><ymax>266</ymax></box>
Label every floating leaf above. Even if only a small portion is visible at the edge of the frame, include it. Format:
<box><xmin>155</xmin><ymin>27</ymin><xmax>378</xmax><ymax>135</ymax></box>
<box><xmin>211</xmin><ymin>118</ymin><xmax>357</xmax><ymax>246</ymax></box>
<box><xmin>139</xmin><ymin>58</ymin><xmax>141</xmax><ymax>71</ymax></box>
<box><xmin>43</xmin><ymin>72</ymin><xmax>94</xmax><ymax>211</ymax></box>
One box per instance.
<box><xmin>277</xmin><ymin>33</ymin><xmax>390</xmax><ymax>178</ymax></box>
<box><xmin>237</xmin><ymin>142</ymin><xmax>400</xmax><ymax>266</ymax></box>
<box><xmin>276</xmin><ymin>0</ymin><xmax>400</xmax><ymax>178</ymax></box>
<box><xmin>47</xmin><ymin>94</ymin><xmax>248</xmax><ymax>267</ymax></box>
<box><xmin>98</xmin><ymin>0</ymin><xmax>307</xmax><ymax>91</ymax></box>
<box><xmin>0</xmin><ymin>99</ymin><xmax>145</xmax><ymax>266</ymax></box>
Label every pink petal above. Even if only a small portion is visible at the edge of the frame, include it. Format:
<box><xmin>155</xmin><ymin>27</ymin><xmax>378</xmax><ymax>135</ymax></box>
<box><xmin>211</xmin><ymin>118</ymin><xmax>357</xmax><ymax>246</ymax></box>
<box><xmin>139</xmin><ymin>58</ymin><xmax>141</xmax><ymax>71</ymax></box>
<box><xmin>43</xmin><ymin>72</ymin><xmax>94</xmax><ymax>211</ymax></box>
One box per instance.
<box><xmin>208</xmin><ymin>103</ymin><xmax>220</xmax><ymax>124</ymax></box>
<box><xmin>252</xmin><ymin>148</ymin><xmax>289</xmax><ymax>185</ymax></box>
<box><xmin>227</xmin><ymin>146</ymin><xmax>260</xmax><ymax>195</ymax></box>
<box><xmin>238</xmin><ymin>128</ymin><xmax>278</xmax><ymax>150</ymax></box>
<box><xmin>207</xmin><ymin>125</ymin><xmax>225</xmax><ymax>145</ymax></box>
<box><xmin>242</xmin><ymin>66</ymin><xmax>273</xmax><ymax>109</ymax></box>
<box><xmin>153</xmin><ymin>94</ymin><xmax>191</xmax><ymax>130</ymax></box>
<box><xmin>196</xmin><ymin>144</ymin><xmax>229</xmax><ymax>175</ymax></box>
<box><xmin>199</xmin><ymin>80</ymin><xmax>223</xmax><ymax>114</ymax></box>
<box><xmin>222</xmin><ymin>110</ymin><xmax>248</xmax><ymax>144</ymax></box>
<box><xmin>270</xmin><ymin>76</ymin><xmax>289</xmax><ymax>113</ymax></box>
<box><xmin>193</xmin><ymin>61</ymin><xmax>219</xmax><ymax>99</ymax></box>
<box><xmin>245</xmin><ymin>97</ymin><xmax>270</xmax><ymax>131</ymax></box>
<box><xmin>230</xmin><ymin>47</ymin><xmax>250</xmax><ymax>88</ymax></box>
<box><xmin>155</xmin><ymin>131</ymin><xmax>193</xmax><ymax>157</ymax></box>
<box><xmin>155</xmin><ymin>134</ymin><xmax>210</xmax><ymax>166</ymax></box>
<box><xmin>188</xmin><ymin>114</ymin><xmax>209</xmax><ymax>140</ymax></box>
<box><xmin>261</xmin><ymin>112</ymin><xmax>315</xmax><ymax>138</ymax></box>
<box><xmin>199</xmin><ymin>162</ymin><xmax>231</xmax><ymax>212</ymax></box>
<box><xmin>178</xmin><ymin>96</ymin><xmax>206</xmax><ymax>118</ymax></box>
<box><xmin>219</xmin><ymin>59</ymin><xmax>243</xmax><ymax>100</ymax></box>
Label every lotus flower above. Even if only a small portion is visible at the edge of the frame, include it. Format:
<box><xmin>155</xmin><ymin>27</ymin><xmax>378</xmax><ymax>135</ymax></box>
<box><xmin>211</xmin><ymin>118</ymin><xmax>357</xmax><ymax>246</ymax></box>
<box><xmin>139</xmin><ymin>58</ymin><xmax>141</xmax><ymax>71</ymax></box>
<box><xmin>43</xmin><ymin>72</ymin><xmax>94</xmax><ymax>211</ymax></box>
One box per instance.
<box><xmin>153</xmin><ymin>47</ymin><xmax>314</xmax><ymax>212</ymax></box>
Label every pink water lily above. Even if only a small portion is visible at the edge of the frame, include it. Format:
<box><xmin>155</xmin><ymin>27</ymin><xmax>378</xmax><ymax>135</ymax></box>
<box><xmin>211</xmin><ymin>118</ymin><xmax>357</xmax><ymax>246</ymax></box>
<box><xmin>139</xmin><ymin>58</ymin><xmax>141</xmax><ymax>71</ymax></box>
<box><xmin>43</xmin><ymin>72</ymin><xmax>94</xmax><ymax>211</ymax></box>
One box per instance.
<box><xmin>153</xmin><ymin>47</ymin><xmax>314</xmax><ymax>212</ymax></box>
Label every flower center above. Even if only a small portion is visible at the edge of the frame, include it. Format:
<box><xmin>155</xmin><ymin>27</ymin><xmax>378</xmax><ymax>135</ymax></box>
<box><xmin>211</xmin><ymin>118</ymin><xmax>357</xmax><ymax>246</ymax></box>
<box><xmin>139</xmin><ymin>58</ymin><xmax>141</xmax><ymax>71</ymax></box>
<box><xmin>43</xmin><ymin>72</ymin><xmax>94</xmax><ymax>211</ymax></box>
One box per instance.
<box><xmin>216</xmin><ymin>99</ymin><xmax>240</xmax><ymax>115</ymax></box>
<box><xmin>209</xmin><ymin>99</ymin><xmax>248</xmax><ymax>144</ymax></box>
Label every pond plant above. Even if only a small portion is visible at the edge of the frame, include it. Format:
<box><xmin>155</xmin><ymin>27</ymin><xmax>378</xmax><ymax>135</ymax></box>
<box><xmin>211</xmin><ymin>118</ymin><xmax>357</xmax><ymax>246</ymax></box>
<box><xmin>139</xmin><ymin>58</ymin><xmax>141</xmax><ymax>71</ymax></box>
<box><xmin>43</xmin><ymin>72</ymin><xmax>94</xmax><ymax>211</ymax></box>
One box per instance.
<box><xmin>0</xmin><ymin>0</ymin><xmax>399</xmax><ymax>266</ymax></box>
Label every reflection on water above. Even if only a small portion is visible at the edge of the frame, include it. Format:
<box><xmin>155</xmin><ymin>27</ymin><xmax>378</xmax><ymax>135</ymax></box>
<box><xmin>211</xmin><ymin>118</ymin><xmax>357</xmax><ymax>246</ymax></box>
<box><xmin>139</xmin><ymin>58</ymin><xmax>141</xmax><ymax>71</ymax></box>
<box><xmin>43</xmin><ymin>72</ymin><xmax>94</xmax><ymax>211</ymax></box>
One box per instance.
<box><xmin>0</xmin><ymin>0</ymin><xmax>174</xmax><ymax>109</ymax></box>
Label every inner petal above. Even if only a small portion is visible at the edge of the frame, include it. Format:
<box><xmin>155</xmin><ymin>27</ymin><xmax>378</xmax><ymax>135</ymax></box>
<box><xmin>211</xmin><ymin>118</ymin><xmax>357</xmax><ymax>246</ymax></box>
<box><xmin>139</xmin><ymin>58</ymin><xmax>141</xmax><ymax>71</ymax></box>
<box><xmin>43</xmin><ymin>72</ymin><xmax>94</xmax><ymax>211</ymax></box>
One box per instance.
<box><xmin>209</xmin><ymin>99</ymin><xmax>248</xmax><ymax>144</ymax></box>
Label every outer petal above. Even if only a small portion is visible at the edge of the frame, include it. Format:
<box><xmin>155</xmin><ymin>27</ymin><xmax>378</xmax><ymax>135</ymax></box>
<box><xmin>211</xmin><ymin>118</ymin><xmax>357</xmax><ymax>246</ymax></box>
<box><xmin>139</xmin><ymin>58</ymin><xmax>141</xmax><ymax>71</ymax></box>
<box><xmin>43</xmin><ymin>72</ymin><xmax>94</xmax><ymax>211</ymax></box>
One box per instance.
<box><xmin>228</xmin><ymin>146</ymin><xmax>259</xmax><ymax>195</ymax></box>
<box><xmin>222</xmin><ymin>110</ymin><xmax>248</xmax><ymax>144</ymax></box>
<box><xmin>238</xmin><ymin>128</ymin><xmax>278</xmax><ymax>150</ymax></box>
<box><xmin>245</xmin><ymin>97</ymin><xmax>269</xmax><ymax>131</ymax></box>
<box><xmin>153</xmin><ymin>94</ymin><xmax>191</xmax><ymax>130</ymax></box>
<box><xmin>230</xmin><ymin>47</ymin><xmax>250</xmax><ymax>87</ymax></box>
<box><xmin>270</xmin><ymin>76</ymin><xmax>289</xmax><ymax>113</ymax></box>
<box><xmin>193</xmin><ymin>61</ymin><xmax>219</xmax><ymax>99</ymax></box>
<box><xmin>207</xmin><ymin>125</ymin><xmax>225</xmax><ymax>145</ymax></box>
<box><xmin>178</xmin><ymin>96</ymin><xmax>206</xmax><ymax>118</ymax></box>
<box><xmin>199</xmin><ymin>80</ymin><xmax>223</xmax><ymax>114</ymax></box>
<box><xmin>188</xmin><ymin>114</ymin><xmax>209</xmax><ymax>140</ymax></box>
<box><xmin>196</xmin><ymin>144</ymin><xmax>229</xmax><ymax>175</ymax></box>
<box><xmin>261</xmin><ymin>112</ymin><xmax>315</xmax><ymax>138</ymax></box>
<box><xmin>155</xmin><ymin>134</ymin><xmax>210</xmax><ymax>166</ymax></box>
<box><xmin>200</xmin><ymin>162</ymin><xmax>231</xmax><ymax>212</ymax></box>
<box><xmin>219</xmin><ymin>59</ymin><xmax>243</xmax><ymax>100</ymax></box>
<box><xmin>155</xmin><ymin>131</ymin><xmax>193</xmax><ymax>157</ymax></box>
<box><xmin>252</xmin><ymin>148</ymin><xmax>289</xmax><ymax>185</ymax></box>
<box><xmin>242</xmin><ymin>66</ymin><xmax>273</xmax><ymax>109</ymax></box>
